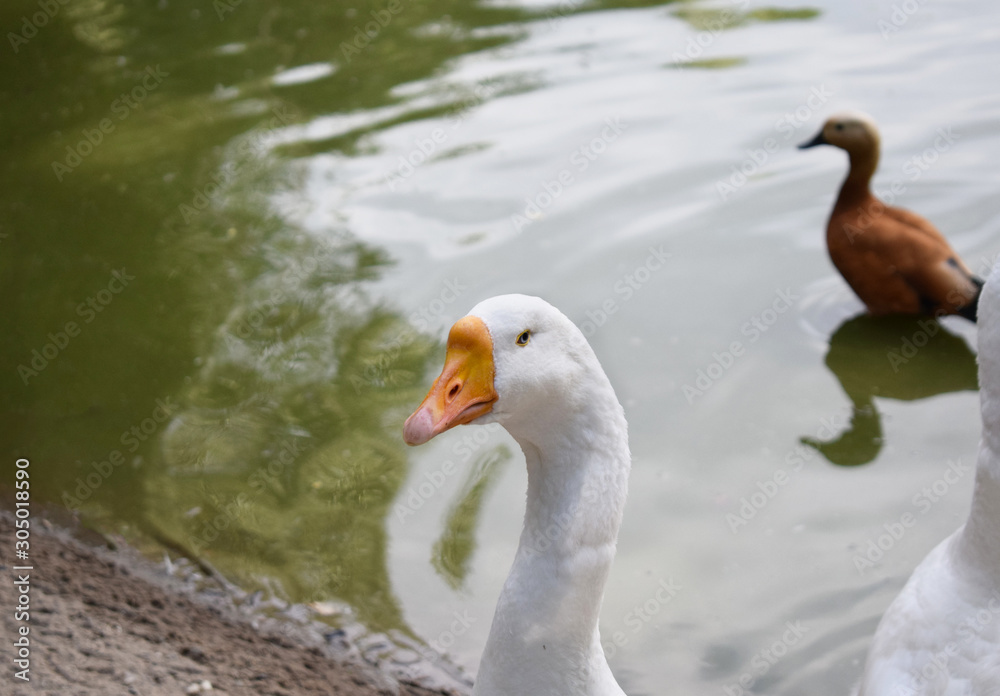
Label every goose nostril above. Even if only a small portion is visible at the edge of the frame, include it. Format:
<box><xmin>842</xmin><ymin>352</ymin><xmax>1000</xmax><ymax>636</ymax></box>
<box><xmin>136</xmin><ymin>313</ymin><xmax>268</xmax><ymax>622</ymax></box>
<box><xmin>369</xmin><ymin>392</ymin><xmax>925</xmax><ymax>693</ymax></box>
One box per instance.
<box><xmin>447</xmin><ymin>382</ymin><xmax>462</xmax><ymax>401</ymax></box>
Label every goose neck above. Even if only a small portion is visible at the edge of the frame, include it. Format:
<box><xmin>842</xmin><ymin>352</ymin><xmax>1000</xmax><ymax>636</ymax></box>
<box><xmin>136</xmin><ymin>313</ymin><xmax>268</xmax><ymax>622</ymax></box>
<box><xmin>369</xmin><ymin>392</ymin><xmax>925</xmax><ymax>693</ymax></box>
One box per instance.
<box><xmin>954</xmin><ymin>440</ymin><xmax>1000</xmax><ymax>581</ymax></box>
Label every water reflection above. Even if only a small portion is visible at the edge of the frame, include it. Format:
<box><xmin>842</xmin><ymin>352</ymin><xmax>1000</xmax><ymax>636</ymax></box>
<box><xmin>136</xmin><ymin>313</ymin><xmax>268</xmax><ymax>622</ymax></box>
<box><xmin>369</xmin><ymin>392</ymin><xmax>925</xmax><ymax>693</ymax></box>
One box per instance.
<box><xmin>672</xmin><ymin>5</ymin><xmax>819</xmax><ymax>31</ymax></box>
<box><xmin>151</xmin><ymin>279</ymin><xmax>443</xmax><ymax>631</ymax></box>
<box><xmin>431</xmin><ymin>447</ymin><xmax>510</xmax><ymax>590</ymax></box>
<box><xmin>143</xmin><ymin>144</ymin><xmax>441</xmax><ymax>632</ymax></box>
<box><xmin>802</xmin><ymin>314</ymin><xmax>978</xmax><ymax>467</ymax></box>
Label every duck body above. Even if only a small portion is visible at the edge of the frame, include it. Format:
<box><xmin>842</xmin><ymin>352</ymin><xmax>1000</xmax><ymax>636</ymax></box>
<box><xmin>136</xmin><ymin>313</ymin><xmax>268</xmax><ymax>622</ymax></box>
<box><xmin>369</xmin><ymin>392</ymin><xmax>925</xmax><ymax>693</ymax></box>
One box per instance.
<box><xmin>801</xmin><ymin>112</ymin><xmax>982</xmax><ymax>320</ymax></box>
<box><xmin>856</xmin><ymin>260</ymin><xmax>1000</xmax><ymax>695</ymax></box>
<box><xmin>404</xmin><ymin>294</ymin><xmax>630</xmax><ymax>696</ymax></box>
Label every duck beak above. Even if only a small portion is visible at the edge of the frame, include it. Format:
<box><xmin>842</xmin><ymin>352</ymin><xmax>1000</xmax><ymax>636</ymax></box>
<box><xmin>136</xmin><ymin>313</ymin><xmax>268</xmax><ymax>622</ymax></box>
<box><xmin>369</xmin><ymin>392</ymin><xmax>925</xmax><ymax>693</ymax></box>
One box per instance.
<box><xmin>798</xmin><ymin>130</ymin><xmax>828</xmax><ymax>149</ymax></box>
<box><xmin>403</xmin><ymin>315</ymin><xmax>498</xmax><ymax>446</ymax></box>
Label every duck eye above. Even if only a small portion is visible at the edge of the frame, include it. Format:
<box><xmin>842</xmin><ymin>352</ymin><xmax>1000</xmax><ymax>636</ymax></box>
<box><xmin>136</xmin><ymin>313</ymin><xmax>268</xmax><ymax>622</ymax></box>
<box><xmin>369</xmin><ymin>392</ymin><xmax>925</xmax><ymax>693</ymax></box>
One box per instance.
<box><xmin>516</xmin><ymin>330</ymin><xmax>531</xmax><ymax>346</ymax></box>
<box><xmin>835</xmin><ymin>123</ymin><xmax>845</xmax><ymax>131</ymax></box>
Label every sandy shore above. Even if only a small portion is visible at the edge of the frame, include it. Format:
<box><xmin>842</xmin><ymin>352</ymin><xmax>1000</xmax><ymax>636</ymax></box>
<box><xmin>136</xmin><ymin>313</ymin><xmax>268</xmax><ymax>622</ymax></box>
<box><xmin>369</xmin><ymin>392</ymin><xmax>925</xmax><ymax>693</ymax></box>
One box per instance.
<box><xmin>0</xmin><ymin>511</ymin><xmax>465</xmax><ymax>696</ymax></box>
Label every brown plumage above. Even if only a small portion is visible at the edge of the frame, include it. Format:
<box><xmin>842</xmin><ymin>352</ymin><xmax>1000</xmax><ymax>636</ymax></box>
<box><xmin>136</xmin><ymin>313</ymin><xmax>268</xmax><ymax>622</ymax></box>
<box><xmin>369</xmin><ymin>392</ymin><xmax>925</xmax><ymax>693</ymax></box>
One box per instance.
<box><xmin>799</xmin><ymin>111</ymin><xmax>982</xmax><ymax>322</ymax></box>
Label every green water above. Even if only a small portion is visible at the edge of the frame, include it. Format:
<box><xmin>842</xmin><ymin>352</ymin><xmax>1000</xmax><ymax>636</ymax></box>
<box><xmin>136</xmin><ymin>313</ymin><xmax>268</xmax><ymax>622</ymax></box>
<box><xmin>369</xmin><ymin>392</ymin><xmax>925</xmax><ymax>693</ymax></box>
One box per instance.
<box><xmin>1</xmin><ymin>0</ymin><xmax>535</xmax><ymax>631</ymax></box>
<box><xmin>1</xmin><ymin>0</ymin><xmax>722</xmax><ymax>639</ymax></box>
<box><xmin>4</xmin><ymin>0</ymin><xmax>1000</xmax><ymax>693</ymax></box>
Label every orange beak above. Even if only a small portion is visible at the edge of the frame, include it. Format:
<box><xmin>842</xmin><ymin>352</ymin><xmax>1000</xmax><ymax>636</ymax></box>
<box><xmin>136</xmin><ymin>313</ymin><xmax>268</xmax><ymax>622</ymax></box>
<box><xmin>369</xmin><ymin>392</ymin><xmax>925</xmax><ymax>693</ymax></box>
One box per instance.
<box><xmin>403</xmin><ymin>316</ymin><xmax>498</xmax><ymax>446</ymax></box>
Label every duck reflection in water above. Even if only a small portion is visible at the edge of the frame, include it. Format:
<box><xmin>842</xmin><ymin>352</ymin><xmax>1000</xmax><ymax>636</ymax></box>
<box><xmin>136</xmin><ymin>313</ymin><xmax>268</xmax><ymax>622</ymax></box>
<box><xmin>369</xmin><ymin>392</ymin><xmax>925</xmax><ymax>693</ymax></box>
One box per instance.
<box><xmin>802</xmin><ymin>314</ymin><xmax>978</xmax><ymax>466</ymax></box>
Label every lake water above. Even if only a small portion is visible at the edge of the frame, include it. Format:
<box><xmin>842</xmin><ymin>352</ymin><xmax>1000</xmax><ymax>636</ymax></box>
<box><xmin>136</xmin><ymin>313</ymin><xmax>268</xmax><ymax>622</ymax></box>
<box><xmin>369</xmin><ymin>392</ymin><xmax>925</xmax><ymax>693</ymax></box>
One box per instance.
<box><xmin>4</xmin><ymin>0</ymin><xmax>1000</xmax><ymax>693</ymax></box>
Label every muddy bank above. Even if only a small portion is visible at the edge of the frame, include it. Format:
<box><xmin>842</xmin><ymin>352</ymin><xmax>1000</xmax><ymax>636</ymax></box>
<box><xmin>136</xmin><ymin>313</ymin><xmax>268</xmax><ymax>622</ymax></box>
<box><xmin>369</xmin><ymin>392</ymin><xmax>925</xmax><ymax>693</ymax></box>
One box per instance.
<box><xmin>0</xmin><ymin>511</ymin><xmax>470</xmax><ymax>696</ymax></box>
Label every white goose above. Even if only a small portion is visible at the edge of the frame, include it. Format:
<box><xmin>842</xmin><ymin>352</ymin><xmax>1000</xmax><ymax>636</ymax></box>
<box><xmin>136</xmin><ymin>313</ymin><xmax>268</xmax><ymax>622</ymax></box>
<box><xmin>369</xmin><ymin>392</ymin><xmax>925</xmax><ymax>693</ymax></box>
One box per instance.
<box><xmin>857</xmin><ymin>262</ymin><xmax>1000</xmax><ymax>695</ymax></box>
<box><xmin>404</xmin><ymin>294</ymin><xmax>630</xmax><ymax>696</ymax></box>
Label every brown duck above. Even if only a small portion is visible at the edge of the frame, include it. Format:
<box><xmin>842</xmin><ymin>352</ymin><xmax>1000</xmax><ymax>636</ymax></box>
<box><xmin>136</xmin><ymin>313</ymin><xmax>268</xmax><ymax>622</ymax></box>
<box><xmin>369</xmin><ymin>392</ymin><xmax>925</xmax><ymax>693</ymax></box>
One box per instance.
<box><xmin>799</xmin><ymin>111</ymin><xmax>982</xmax><ymax>321</ymax></box>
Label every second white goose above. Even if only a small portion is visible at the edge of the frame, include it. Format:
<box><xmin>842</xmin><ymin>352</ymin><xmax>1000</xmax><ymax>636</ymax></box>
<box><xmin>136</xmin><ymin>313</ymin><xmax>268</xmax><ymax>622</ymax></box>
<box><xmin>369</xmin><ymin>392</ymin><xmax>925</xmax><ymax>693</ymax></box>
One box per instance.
<box><xmin>856</xmin><ymin>261</ymin><xmax>1000</xmax><ymax>694</ymax></box>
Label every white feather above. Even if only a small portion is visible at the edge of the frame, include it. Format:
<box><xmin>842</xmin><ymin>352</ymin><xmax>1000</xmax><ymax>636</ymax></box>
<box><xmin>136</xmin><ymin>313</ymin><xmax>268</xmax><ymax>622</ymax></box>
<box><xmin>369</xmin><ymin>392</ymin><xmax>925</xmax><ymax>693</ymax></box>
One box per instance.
<box><xmin>857</xmin><ymin>266</ymin><xmax>1000</xmax><ymax>695</ymax></box>
<box><xmin>465</xmin><ymin>295</ymin><xmax>630</xmax><ymax>696</ymax></box>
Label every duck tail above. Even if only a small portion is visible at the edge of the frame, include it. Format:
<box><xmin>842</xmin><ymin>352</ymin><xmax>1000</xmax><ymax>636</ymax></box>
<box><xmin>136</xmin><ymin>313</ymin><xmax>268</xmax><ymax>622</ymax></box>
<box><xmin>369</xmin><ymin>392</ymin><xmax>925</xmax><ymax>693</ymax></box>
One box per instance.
<box><xmin>957</xmin><ymin>275</ymin><xmax>985</xmax><ymax>323</ymax></box>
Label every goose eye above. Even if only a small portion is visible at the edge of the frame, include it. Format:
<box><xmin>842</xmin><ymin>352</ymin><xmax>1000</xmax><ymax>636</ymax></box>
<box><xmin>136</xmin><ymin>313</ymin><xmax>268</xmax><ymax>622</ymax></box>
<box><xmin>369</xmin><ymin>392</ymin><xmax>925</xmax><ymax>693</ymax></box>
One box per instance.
<box><xmin>515</xmin><ymin>331</ymin><xmax>531</xmax><ymax>346</ymax></box>
<box><xmin>835</xmin><ymin>123</ymin><xmax>845</xmax><ymax>131</ymax></box>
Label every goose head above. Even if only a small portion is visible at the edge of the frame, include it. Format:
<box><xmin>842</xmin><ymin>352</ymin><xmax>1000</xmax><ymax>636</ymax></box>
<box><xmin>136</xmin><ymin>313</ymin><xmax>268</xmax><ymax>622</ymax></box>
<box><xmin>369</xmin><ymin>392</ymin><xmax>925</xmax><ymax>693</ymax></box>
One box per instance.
<box><xmin>799</xmin><ymin>110</ymin><xmax>881</xmax><ymax>159</ymax></box>
<box><xmin>403</xmin><ymin>294</ymin><xmax>611</xmax><ymax>447</ymax></box>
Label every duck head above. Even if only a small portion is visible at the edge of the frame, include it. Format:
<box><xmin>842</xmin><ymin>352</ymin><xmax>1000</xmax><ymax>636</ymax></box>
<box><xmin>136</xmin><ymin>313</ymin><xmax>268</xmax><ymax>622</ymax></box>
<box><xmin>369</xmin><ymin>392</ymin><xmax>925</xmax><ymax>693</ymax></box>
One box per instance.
<box><xmin>799</xmin><ymin>110</ymin><xmax>881</xmax><ymax>157</ymax></box>
<box><xmin>403</xmin><ymin>294</ymin><xmax>603</xmax><ymax>446</ymax></box>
